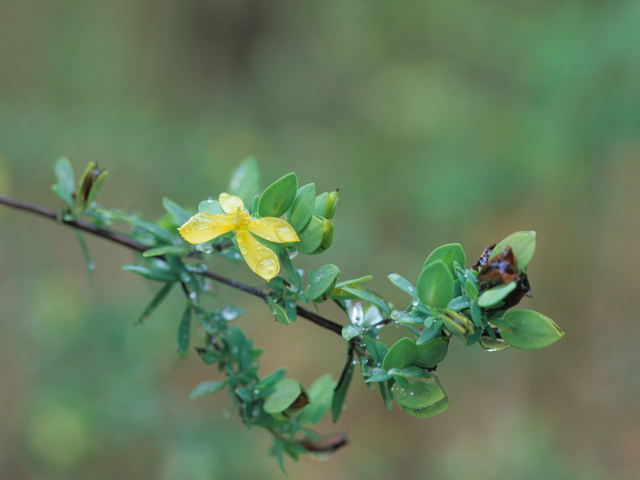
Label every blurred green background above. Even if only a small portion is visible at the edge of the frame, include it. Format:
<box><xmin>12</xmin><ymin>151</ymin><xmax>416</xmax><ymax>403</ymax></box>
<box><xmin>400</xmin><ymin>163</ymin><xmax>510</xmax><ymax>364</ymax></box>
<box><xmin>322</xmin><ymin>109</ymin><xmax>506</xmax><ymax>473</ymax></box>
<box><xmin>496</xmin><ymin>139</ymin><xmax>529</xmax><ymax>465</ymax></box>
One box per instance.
<box><xmin>1</xmin><ymin>0</ymin><xmax>639</xmax><ymax>479</ymax></box>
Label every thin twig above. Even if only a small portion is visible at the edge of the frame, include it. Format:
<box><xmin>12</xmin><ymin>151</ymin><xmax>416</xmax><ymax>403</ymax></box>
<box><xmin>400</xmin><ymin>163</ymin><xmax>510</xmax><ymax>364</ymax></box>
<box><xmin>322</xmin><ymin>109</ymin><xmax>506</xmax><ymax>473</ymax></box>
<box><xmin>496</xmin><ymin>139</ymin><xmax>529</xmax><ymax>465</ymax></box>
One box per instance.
<box><xmin>0</xmin><ymin>193</ymin><xmax>344</xmax><ymax>336</ymax></box>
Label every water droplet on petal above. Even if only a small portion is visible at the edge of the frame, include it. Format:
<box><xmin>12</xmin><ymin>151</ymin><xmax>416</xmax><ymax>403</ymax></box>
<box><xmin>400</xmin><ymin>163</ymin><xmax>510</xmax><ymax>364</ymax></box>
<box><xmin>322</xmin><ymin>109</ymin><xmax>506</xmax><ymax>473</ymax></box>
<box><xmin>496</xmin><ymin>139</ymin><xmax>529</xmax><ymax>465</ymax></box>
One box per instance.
<box><xmin>256</xmin><ymin>258</ymin><xmax>277</xmax><ymax>279</ymax></box>
<box><xmin>237</xmin><ymin>237</ymin><xmax>243</xmax><ymax>243</ymax></box>
<box><xmin>240</xmin><ymin>247</ymin><xmax>247</xmax><ymax>254</ymax></box>
<box><xmin>265</xmin><ymin>235</ymin><xmax>271</xmax><ymax>241</ymax></box>
<box><xmin>255</xmin><ymin>244</ymin><xmax>262</xmax><ymax>250</ymax></box>
<box><xmin>275</xmin><ymin>226</ymin><xmax>295</xmax><ymax>242</ymax></box>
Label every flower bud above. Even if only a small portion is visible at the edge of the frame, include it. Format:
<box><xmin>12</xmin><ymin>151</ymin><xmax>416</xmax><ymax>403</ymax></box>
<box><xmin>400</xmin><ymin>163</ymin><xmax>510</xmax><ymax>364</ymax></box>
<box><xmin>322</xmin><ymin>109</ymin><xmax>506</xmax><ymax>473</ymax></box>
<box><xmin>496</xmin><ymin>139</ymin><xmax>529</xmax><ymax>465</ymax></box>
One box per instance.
<box><xmin>312</xmin><ymin>218</ymin><xmax>334</xmax><ymax>254</ymax></box>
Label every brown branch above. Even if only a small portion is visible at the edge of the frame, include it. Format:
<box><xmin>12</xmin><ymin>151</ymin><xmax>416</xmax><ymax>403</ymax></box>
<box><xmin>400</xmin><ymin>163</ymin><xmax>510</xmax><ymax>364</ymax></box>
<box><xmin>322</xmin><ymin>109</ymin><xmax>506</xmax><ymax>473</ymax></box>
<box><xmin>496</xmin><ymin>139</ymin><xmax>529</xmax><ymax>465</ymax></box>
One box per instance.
<box><xmin>0</xmin><ymin>193</ymin><xmax>344</xmax><ymax>336</ymax></box>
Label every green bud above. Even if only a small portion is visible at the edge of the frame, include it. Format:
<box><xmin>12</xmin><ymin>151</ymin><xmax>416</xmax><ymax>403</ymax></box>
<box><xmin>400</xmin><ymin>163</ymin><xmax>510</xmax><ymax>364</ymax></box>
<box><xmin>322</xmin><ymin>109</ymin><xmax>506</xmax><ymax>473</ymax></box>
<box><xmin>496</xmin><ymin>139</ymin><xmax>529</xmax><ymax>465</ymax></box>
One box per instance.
<box><xmin>311</xmin><ymin>218</ymin><xmax>334</xmax><ymax>254</ymax></box>
<box><xmin>77</xmin><ymin>162</ymin><xmax>108</xmax><ymax>211</ymax></box>
<box><xmin>325</xmin><ymin>189</ymin><xmax>339</xmax><ymax>219</ymax></box>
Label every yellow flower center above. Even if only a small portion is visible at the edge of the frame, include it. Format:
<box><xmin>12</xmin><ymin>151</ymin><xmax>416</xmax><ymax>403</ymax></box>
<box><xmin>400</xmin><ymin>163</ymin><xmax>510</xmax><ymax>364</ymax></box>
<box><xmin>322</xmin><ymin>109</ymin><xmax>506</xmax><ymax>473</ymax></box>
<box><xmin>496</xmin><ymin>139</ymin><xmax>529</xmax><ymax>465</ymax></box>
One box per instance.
<box><xmin>233</xmin><ymin>209</ymin><xmax>252</xmax><ymax>230</ymax></box>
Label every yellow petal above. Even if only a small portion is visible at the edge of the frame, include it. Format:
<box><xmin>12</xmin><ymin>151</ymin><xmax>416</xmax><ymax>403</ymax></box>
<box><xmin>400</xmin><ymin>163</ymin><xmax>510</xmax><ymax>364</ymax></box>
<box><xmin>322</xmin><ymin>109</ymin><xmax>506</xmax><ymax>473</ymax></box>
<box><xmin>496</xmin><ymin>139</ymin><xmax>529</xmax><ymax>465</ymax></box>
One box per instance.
<box><xmin>219</xmin><ymin>193</ymin><xmax>244</xmax><ymax>215</ymax></box>
<box><xmin>178</xmin><ymin>212</ymin><xmax>235</xmax><ymax>244</ymax></box>
<box><xmin>236</xmin><ymin>229</ymin><xmax>280</xmax><ymax>281</ymax></box>
<box><xmin>248</xmin><ymin>217</ymin><xmax>300</xmax><ymax>243</ymax></box>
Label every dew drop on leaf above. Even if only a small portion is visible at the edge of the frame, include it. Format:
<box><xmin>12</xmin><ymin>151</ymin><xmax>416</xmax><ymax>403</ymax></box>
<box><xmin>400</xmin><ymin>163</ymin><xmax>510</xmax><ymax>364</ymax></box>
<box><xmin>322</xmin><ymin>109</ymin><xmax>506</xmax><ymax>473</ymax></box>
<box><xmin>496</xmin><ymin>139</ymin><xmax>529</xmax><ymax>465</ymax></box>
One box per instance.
<box><xmin>196</xmin><ymin>242</ymin><xmax>213</xmax><ymax>254</ymax></box>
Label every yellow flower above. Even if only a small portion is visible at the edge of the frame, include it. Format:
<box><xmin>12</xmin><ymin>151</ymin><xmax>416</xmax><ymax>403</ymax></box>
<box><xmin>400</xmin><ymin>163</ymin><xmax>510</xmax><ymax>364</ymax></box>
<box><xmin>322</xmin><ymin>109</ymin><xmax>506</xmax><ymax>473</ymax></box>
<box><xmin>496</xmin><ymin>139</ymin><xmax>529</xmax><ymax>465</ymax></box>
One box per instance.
<box><xmin>178</xmin><ymin>193</ymin><xmax>299</xmax><ymax>281</ymax></box>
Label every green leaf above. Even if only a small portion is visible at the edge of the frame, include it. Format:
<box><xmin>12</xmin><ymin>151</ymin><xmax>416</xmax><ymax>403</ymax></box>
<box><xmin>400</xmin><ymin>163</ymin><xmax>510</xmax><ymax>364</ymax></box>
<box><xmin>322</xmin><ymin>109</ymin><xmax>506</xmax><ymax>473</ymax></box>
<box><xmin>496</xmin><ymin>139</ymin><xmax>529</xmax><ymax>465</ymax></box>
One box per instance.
<box><xmin>414</xmin><ymin>335</ymin><xmax>449</xmax><ymax>368</ymax></box>
<box><xmin>196</xmin><ymin>348</ymin><xmax>219</xmax><ymax>365</ymax></box>
<box><xmin>258</xmin><ymin>172</ymin><xmax>298</xmax><ymax>218</ymax></box>
<box><xmin>470</xmin><ymin>300</ymin><xmax>482</xmax><ymax>327</ymax></box>
<box><xmin>331</xmin><ymin>358</ymin><xmax>354</xmax><ymax>422</ymax></box>
<box><xmin>335</xmin><ymin>275</ymin><xmax>373</xmax><ymax>288</ymax></box>
<box><xmin>417</xmin><ymin>260</ymin><xmax>455</xmax><ymax>310</ymax></box>
<box><xmin>54</xmin><ymin>157</ymin><xmax>75</xmax><ymax>194</ymax></box>
<box><xmin>298</xmin><ymin>374</ymin><xmax>336</xmax><ymax>425</ymax></box>
<box><xmin>270</xmin><ymin>438</ymin><xmax>286</xmax><ymax>474</ymax></box>
<box><xmin>198</xmin><ymin>198</ymin><xmax>224</xmax><ymax>216</ymax></box>
<box><xmin>52</xmin><ymin>157</ymin><xmax>75</xmax><ymax>207</ymax></box>
<box><xmin>388</xmin><ymin>273</ymin><xmax>419</xmax><ymax>300</ymax></box>
<box><xmin>176</xmin><ymin>305</ymin><xmax>191</xmax><ymax>358</ymax></box>
<box><xmin>142</xmin><ymin>245</ymin><xmax>190</xmax><ymax>257</ymax></box>
<box><xmin>387</xmin><ymin>366</ymin><xmax>433</xmax><ymax>378</ymax></box>
<box><xmin>51</xmin><ymin>185</ymin><xmax>74</xmax><ymax>209</ymax></box>
<box><xmin>267</xmin><ymin>296</ymin><xmax>292</xmax><ymax>325</ymax></box>
<box><xmin>448</xmin><ymin>295</ymin><xmax>471</xmax><ymax>311</ymax></box>
<box><xmin>392</xmin><ymin>380</ymin><xmax>446</xmax><ymax>409</ymax></box>
<box><xmin>287</xmin><ymin>183</ymin><xmax>316</xmax><ymax>231</ymax></box>
<box><xmin>306</xmin><ymin>264</ymin><xmax>340</xmax><ymax>302</ymax></box>
<box><xmin>285</xmin><ymin>299</ymin><xmax>297</xmax><ymax>322</ymax></box>
<box><xmin>313</xmin><ymin>192</ymin><xmax>328</xmax><ymax>217</ymax></box>
<box><xmin>264</xmin><ymin>379</ymin><xmax>302</xmax><ymax>414</ymax></box>
<box><xmin>99</xmin><ymin>210</ymin><xmax>175</xmax><ymax>243</ymax></box>
<box><xmin>340</xmin><ymin>286</ymin><xmax>391</xmax><ymax>317</ymax></box>
<box><xmin>499</xmin><ymin>309</ymin><xmax>564</xmax><ymax>349</ymax></box>
<box><xmin>326</xmin><ymin>190</ymin><xmax>339</xmax><ymax>219</ymax></box>
<box><xmin>393</xmin><ymin>375</ymin><xmax>409</xmax><ymax>390</ymax></box>
<box><xmin>342</xmin><ymin>324</ymin><xmax>364</xmax><ymax>341</ymax></box>
<box><xmin>256</xmin><ymin>368</ymin><xmax>287</xmax><ymax>393</ymax></box>
<box><xmin>135</xmin><ymin>282</ymin><xmax>175</xmax><ymax>325</ymax></box>
<box><xmin>423</xmin><ymin>243</ymin><xmax>466</xmax><ymax>273</ymax></box>
<box><xmin>296</xmin><ymin>215</ymin><xmax>324</xmax><ymax>254</ymax></box>
<box><xmin>228</xmin><ymin>157</ymin><xmax>261</xmax><ymax>206</ymax></box>
<box><xmin>465</xmin><ymin>278</ymin><xmax>479</xmax><ymax>300</ymax></box>
<box><xmin>162</xmin><ymin>198</ymin><xmax>191</xmax><ymax>225</ymax></box>
<box><xmin>85</xmin><ymin>170</ymin><xmax>108</xmax><ymax>207</ymax></box>
<box><xmin>122</xmin><ymin>264</ymin><xmax>179</xmax><ymax>282</ymax></box>
<box><xmin>73</xmin><ymin>229</ymin><xmax>94</xmax><ymax>284</ymax></box>
<box><xmin>164</xmin><ymin>255</ymin><xmax>201</xmax><ymax>295</ymax></box>
<box><xmin>491</xmin><ymin>231</ymin><xmax>536</xmax><ymax>270</ymax></box>
<box><xmin>363</xmin><ymin>337</ymin><xmax>388</xmax><ymax>364</ymax></box>
<box><xmin>379</xmin><ymin>381</ymin><xmax>394</xmax><ymax>411</ymax></box>
<box><xmin>189</xmin><ymin>379</ymin><xmax>226</xmax><ymax>399</ymax></box>
<box><xmin>364</xmin><ymin>368</ymin><xmax>392</xmax><ymax>383</ymax></box>
<box><xmin>417</xmin><ymin>318</ymin><xmax>443</xmax><ymax>344</ymax></box>
<box><xmin>394</xmin><ymin>309</ymin><xmax>427</xmax><ymax>325</ymax></box>
<box><xmin>477</xmin><ymin>281</ymin><xmax>517</xmax><ymax>307</ymax></box>
<box><xmin>398</xmin><ymin>392</ymin><xmax>450</xmax><ymax>418</ymax></box>
<box><xmin>382</xmin><ymin>337</ymin><xmax>418</xmax><ymax>370</ymax></box>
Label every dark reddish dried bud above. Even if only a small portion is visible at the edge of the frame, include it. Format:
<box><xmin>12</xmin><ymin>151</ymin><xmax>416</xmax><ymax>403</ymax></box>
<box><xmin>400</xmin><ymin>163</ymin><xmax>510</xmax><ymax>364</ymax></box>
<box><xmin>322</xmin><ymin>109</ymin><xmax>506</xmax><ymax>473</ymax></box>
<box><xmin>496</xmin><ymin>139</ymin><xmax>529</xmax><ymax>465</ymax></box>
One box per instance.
<box><xmin>477</xmin><ymin>245</ymin><xmax>533</xmax><ymax>314</ymax></box>
<box><xmin>472</xmin><ymin>242</ymin><xmax>496</xmax><ymax>269</ymax></box>
<box><xmin>477</xmin><ymin>245</ymin><xmax>519</xmax><ymax>290</ymax></box>
<box><xmin>288</xmin><ymin>390</ymin><xmax>310</xmax><ymax>410</ymax></box>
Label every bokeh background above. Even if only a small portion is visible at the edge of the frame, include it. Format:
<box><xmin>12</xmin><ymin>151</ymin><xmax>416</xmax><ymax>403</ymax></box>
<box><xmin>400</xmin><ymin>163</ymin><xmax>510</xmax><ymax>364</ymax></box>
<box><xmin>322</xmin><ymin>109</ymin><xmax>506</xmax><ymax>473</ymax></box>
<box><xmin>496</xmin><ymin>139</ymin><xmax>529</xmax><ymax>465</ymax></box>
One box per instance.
<box><xmin>1</xmin><ymin>1</ymin><xmax>640</xmax><ymax>479</ymax></box>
